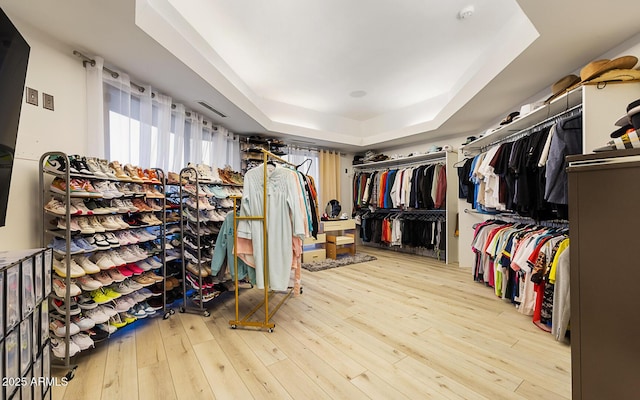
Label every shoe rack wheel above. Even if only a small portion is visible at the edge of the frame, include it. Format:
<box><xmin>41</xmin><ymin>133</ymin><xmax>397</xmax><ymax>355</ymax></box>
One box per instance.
<box><xmin>163</xmin><ymin>311</ymin><xmax>171</xmax><ymax>320</ymax></box>
<box><xmin>203</xmin><ymin>310</ymin><xmax>211</xmax><ymax>317</ymax></box>
<box><xmin>170</xmin><ymin>309</ymin><xmax>176</xmax><ymax>315</ymax></box>
<box><xmin>179</xmin><ymin>306</ymin><xmax>186</xmax><ymax>313</ymax></box>
<box><xmin>65</xmin><ymin>366</ymin><xmax>78</xmax><ymax>381</ymax></box>
<box><xmin>231</xmin><ymin>324</ymin><xmax>237</xmax><ymax>329</ymax></box>
<box><xmin>300</xmin><ymin>287</ymin><xmax>303</xmax><ymax>294</ymax></box>
<box><xmin>268</xmin><ymin>328</ymin><xmax>274</xmax><ymax>333</ymax></box>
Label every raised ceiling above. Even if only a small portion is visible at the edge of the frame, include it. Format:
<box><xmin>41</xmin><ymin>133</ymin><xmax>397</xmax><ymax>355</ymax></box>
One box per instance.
<box><xmin>2</xmin><ymin>0</ymin><xmax>640</xmax><ymax>152</ymax></box>
<box><xmin>137</xmin><ymin>0</ymin><xmax>538</xmax><ymax>147</ymax></box>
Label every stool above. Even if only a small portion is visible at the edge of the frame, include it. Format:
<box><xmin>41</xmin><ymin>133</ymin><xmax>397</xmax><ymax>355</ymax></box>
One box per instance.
<box><xmin>326</xmin><ymin>234</ymin><xmax>356</xmax><ymax>259</ymax></box>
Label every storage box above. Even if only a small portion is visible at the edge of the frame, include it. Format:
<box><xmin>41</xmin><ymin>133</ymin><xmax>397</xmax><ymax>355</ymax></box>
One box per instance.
<box><xmin>33</xmin><ymin>353</ymin><xmax>42</xmax><ymax>400</ymax></box>
<box><xmin>21</xmin><ymin>257</ymin><xmax>35</xmax><ymax>319</ymax></box>
<box><xmin>20</xmin><ymin>317</ymin><xmax>31</xmax><ymax>375</ymax></box>
<box><xmin>302</xmin><ymin>249</ymin><xmax>326</xmax><ymax>263</ymax></box>
<box><xmin>40</xmin><ymin>303</ymin><xmax>48</xmax><ymax>346</ymax></box>
<box><xmin>34</xmin><ymin>252</ymin><xmax>43</xmax><ymax>303</ymax></box>
<box><xmin>5</xmin><ymin>330</ymin><xmax>19</xmax><ymax>397</ymax></box>
<box><xmin>303</xmin><ymin>233</ymin><xmax>326</xmax><ymax>245</ymax></box>
<box><xmin>22</xmin><ymin>370</ymin><xmax>32</xmax><ymax>400</ymax></box>
<box><xmin>6</xmin><ymin>264</ymin><xmax>20</xmax><ymax>331</ymax></box>
<box><xmin>43</xmin><ymin>250</ymin><xmax>52</xmax><ymax>297</ymax></box>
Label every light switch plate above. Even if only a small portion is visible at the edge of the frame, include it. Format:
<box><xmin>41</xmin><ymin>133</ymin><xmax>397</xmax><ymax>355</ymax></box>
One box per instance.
<box><xmin>26</xmin><ymin>87</ymin><xmax>38</xmax><ymax>106</ymax></box>
<box><xmin>43</xmin><ymin>93</ymin><xmax>54</xmax><ymax>111</ymax></box>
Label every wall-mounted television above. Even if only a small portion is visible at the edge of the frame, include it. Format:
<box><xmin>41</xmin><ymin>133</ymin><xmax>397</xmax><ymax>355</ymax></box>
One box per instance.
<box><xmin>0</xmin><ymin>7</ymin><xmax>30</xmax><ymax>227</ymax></box>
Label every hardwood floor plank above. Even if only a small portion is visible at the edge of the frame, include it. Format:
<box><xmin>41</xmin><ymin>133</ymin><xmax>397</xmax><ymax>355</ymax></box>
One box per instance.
<box><xmin>206</xmin><ymin>321</ymin><xmax>294</xmax><ymax>400</ymax></box>
<box><xmin>138</xmin><ymin>361</ymin><xmax>177</xmax><ymax>400</ymax></box>
<box><xmin>192</xmin><ymin>339</ymin><xmax>254</xmax><ymax>400</ymax></box>
<box><xmin>52</xmin><ymin>341</ymin><xmax>108</xmax><ymax>400</ymax></box>
<box><xmin>350</xmin><ymin>370</ymin><xmax>412</xmax><ymax>400</ymax></box>
<box><xmin>135</xmin><ymin>318</ymin><xmax>168</xmax><ymax>369</ymax></box>
<box><xmin>102</xmin><ymin>327</ymin><xmax>139</xmax><ymax>400</ymax></box>
<box><xmin>178</xmin><ymin>312</ymin><xmax>214</xmax><ymax>346</ymax></box>
<box><xmin>162</xmin><ymin>327</ymin><xmax>216</xmax><ymax>400</ymax></box>
<box><xmin>269</xmin><ymin>358</ymin><xmax>334</xmax><ymax>400</ymax></box>
<box><xmin>515</xmin><ymin>379</ymin><xmax>570</xmax><ymax>400</ymax></box>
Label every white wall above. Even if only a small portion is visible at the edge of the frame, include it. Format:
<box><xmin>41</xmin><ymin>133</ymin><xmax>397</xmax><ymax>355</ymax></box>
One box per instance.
<box><xmin>0</xmin><ymin>18</ymin><xmax>87</xmax><ymax>250</ymax></box>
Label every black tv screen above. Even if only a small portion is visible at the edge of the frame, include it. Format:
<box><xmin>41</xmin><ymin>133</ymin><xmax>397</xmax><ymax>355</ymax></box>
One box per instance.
<box><xmin>0</xmin><ymin>7</ymin><xmax>30</xmax><ymax>227</ymax></box>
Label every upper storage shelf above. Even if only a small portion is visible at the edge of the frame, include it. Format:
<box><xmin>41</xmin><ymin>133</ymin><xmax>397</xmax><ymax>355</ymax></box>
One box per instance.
<box><xmin>461</xmin><ymin>86</ymin><xmax>583</xmax><ymax>152</ymax></box>
<box><xmin>353</xmin><ymin>150</ymin><xmax>450</xmax><ymax>170</ymax></box>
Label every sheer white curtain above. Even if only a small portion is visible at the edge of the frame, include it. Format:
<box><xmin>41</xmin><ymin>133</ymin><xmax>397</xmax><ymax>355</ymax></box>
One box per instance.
<box><xmin>89</xmin><ymin>58</ymin><xmax>242</xmax><ymax>172</ymax></box>
<box><xmin>86</xmin><ymin>56</ymin><xmax>105</xmax><ymax>158</ymax></box>
<box><xmin>284</xmin><ymin>146</ymin><xmax>320</xmax><ymax>196</ymax></box>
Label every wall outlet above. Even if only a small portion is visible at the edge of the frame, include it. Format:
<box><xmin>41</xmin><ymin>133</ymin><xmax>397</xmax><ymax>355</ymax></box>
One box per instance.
<box><xmin>26</xmin><ymin>87</ymin><xmax>38</xmax><ymax>106</ymax></box>
<box><xmin>43</xmin><ymin>93</ymin><xmax>54</xmax><ymax>111</ymax></box>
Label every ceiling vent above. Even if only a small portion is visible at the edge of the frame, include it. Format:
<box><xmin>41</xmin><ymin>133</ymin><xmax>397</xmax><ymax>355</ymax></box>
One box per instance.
<box><xmin>197</xmin><ymin>101</ymin><xmax>227</xmax><ymax>118</ymax></box>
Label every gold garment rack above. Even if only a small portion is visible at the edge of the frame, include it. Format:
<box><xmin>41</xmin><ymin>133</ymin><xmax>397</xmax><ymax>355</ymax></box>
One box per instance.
<box><xmin>229</xmin><ymin>148</ymin><xmax>297</xmax><ymax>332</ymax></box>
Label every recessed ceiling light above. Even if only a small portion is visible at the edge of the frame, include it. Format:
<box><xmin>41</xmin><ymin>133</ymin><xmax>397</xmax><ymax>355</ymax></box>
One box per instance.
<box><xmin>349</xmin><ymin>90</ymin><xmax>367</xmax><ymax>98</ymax></box>
<box><xmin>458</xmin><ymin>5</ymin><xmax>475</xmax><ymax>20</ymax></box>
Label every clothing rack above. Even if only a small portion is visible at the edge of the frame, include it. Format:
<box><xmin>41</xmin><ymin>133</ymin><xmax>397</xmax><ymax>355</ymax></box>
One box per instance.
<box><xmin>478</xmin><ymin>104</ymin><xmax>583</xmax><ymax>153</ymax></box>
<box><xmin>494</xmin><ymin>213</ymin><xmax>569</xmax><ymax>229</ymax></box>
<box><xmin>364</xmin><ymin>208</ymin><xmax>447</xmax><ymax>222</ymax></box>
<box><xmin>229</xmin><ymin>148</ymin><xmax>298</xmax><ymax>332</ymax></box>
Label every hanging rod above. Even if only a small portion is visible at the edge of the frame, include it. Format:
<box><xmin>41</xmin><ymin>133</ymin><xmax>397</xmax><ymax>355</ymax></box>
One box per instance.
<box><xmin>354</xmin><ymin>157</ymin><xmax>446</xmax><ymax>173</ymax></box>
<box><xmin>479</xmin><ymin>104</ymin><xmax>583</xmax><ymax>152</ymax></box>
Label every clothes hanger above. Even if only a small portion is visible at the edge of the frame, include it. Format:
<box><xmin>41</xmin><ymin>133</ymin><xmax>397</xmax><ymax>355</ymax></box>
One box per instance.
<box><xmin>296</xmin><ymin>158</ymin><xmax>313</xmax><ymax>175</ymax></box>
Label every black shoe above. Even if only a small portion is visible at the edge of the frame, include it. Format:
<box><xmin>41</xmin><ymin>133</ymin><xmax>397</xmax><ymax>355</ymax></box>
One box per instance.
<box><xmin>87</xmin><ymin>326</ymin><xmax>110</xmax><ymax>342</ymax></box>
<box><xmin>69</xmin><ymin>155</ymin><xmax>93</xmax><ymax>176</ymax></box>
<box><xmin>45</xmin><ymin>154</ymin><xmax>77</xmax><ymax>175</ymax></box>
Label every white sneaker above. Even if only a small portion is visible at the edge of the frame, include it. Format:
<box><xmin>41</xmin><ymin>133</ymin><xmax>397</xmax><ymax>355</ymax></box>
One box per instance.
<box><xmin>49</xmin><ymin>319</ymin><xmax>80</xmax><ymax>337</ymax></box>
<box><xmin>109</xmin><ymin>251</ymin><xmax>126</xmax><ymax>267</ymax></box>
<box><xmin>112</xmin><ymin>215</ymin><xmax>130</xmax><ymax>229</ymax></box>
<box><xmin>73</xmin><ymin>255</ymin><xmax>101</xmax><ymax>274</ymax></box>
<box><xmin>45</xmin><ymin>197</ymin><xmax>79</xmax><ymax>216</ymax></box>
<box><xmin>117</xmin><ymin>248</ymin><xmax>138</xmax><ymax>263</ymax></box>
<box><xmin>93</xmin><ymin>181</ymin><xmax>115</xmax><ymax>199</ymax></box>
<box><xmin>97</xmin><ymin>323</ymin><xmax>118</xmax><ymax>334</ymax></box>
<box><xmin>87</xmin><ymin>216</ymin><xmax>107</xmax><ymax>233</ymax></box>
<box><xmin>136</xmin><ymin>260</ymin><xmax>153</xmax><ymax>271</ymax></box>
<box><xmin>71</xmin><ymin>314</ymin><xmax>96</xmax><ymax>331</ymax></box>
<box><xmin>91</xmin><ymin>252</ymin><xmax>116</xmax><ymax>270</ymax></box>
<box><xmin>98</xmin><ymin>216</ymin><xmax>120</xmax><ymax>231</ymax></box>
<box><xmin>113</xmin><ymin>297</ymin><xmax>132</xmax><ymax>312</ymax></box>
<box><xmin>123</xmin><ymin>199</ymin><xmax>139</xmax><ymax>212</ymax></box>
<box><xmin>76</xmin><ymin>275</ymin><xmax>103</xmax><ymax>291</ymax></box>
<box><xmin>71</xmin><ymin>332</ymin><xmax>95</xmax><ymax>350</ymax></box>
<box><xmin>85</xmin><ymin>307</ymin><xmax>110</xmax><ymax>324</ymax></box>
<box><xmin>107</xmin><ymin>181</ymin><xmax>124</xmax><ymax>197</ymax></box>
<box><xmin>52</xmin><ymin>277</ymin><xmax>82</xmax><ymax>297</ymax></box>
<box><xmin>70</xmin><ymin>198</ymin><xmax>92</xmax><ymax>215</ymax></box>
<box><xmin>99</xmin><ymin>304</ymin><xmax>118</xmax><ymax>318</ymax></box>
<box><xmin>76</xmin><ymin>217</ymin><xmax>96</xmax><ymax>234</ymax></box>
<box><xmin>50</xmin><ymin>337</ymin><xmax>82</xmax><ymax>358</ymax></box>
<box><xmin>111</xmin><ymin>199</ymin><xmax>130</xmax><ymax>213</ymax></box>
<box><xmin>104</xmin><ymin>232</ymin><xmax>121</xmax><ymax>247</ymax></box>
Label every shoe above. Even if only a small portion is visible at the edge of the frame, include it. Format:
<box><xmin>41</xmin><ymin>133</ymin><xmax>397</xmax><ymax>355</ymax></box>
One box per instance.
<box><xmin>147</xmin><ymin>297</ymin><xmax>164</xmax><ymax>310</ymax></box>
<box><xmin>85</xmin><ymin>200</ymin><xmax>111</xmax><ymax>215</ymax></box>
<box><xmin>69</xmin><ymin>198</ymin><xmax>92</xmax><ymax>215</ymax></box>
<box><xmin>91</xmin><ymin>253</ymin><xmax>115</xmax><ymax>270</ymax></box>
<box><xmin>98</xmin><ymin>159</ymin><xmax>118</xmax><ymax>180</ymax></box>
<box><xmin>75</xmin><ymin>217</ymin><xmax>95</xmax><ymax>234</ymax></box>
<box><xmin>92</xmin><ymin>180</ymin><xmax>117</xmax><ymax>199</ymax></box>
<box><xmin>78</xmin><ymin>179</ymin><xmax>103</xmax><ymax>198</ymax></box>
<box><xmin>113</xmin><ymin>297</ymin><xmax>132</xmax><ymax>312</ymax></box>
<box><xmin>103</xmin><ymin>232</ymin><xmax>121</xmax><ymax>247</ymax></box>
<box><xmin>84</xmin><ymin>157</ymin><xmax>108</xmax><ymax>179</ymax></box>
<box><xmin>124</xmin><ymin>164</ymin><xmax>144</xmax><ymax>183</ymax></box>
<box><xmin>74</xmin><ymin>237</ymin><xmax>99</xmax><ymax>253</ymax></box>
<box><xmin>145</xmin><ymin>169</ymin><xmax>162</xmax><ymax>184</ymax></box>
<box><xmin>187</xmin><ymin>262</ymin><xmax>209</xmax><ymax>277</ymax></box>
<box><xmin>86</xmin><ymin>216</ymin><xmax>107</xmax><ymax>233</ymax></box>
<box><xmin>140</xmin><ymin>301</ymin><xmax>157</xmax><ymax>315</ymax></box>
<box><xmin>52</xmin><ymin>277</ymin><xmax>82</xmax><ymax>297</ymax></box>
<box><xmin>108</xmin><ymin>250</ymin><xmax>127</xmax><ymax>267</ymax></box>
<box><xmin>51</xmin><ymin>298</ymin><xmax>81</xmax><ymax>315</ymax></box>
<box><xmin>68</xmin><ymin>155</ymin><xmax>93</xmax><ymax>176</ymax></box>
<box><xmin>86</xmin><ymin>327</ymin><xmax>110</xmax><ymax>342</ymax></box>
<box><xmin>109</xmin><ymin>161</ymin><xmax>132</xmax><ymax>181</ymax></box>
<box><xmin>124</xmin><ymin>263</ymin><xmax>144</xmax><ymax>275</ymax></box>
<box><xmin>52</xmin><ymin>258</ymin><xmax>86</xmax><ymax>278</ymax></box>
<box><xmin>111</xmin><ymin>281</ymin><xmax>134</xmax><ymax>295</ymax></box>
<box><xmin>116</xmin><ymin>265</ymin><xmax>134</xmax><ymax>278</ymax></box>
<box><xmin>132</xmin><ymin>274</ymin><xmax>155</xmax><ymax>287</ymax></box>
<box><xmin>101</xmin><ymin>305</ymin><xmax>118</xmax><ymax>318</ymax></box>
<box><xmin>146</xmin><ymin>199</ymin><xmax>164</xmax><ymax>211</ymax></box>
<box><xmin>112</xmin><ymin>215</ymin><xmax>131</xmax><ymax>229</ymax></box>
<box><xmin>130</xmin><ymin>304</ymin><xmax>148</xmax><ymax>318</ymax></box>
<box><xmin>49</xmin><ymin>238</ymin><xmax>83</xmax><ymax>255</ymax></box>
<box><xmin>150</xmin><ymin>284</ymin><xmax>164</xmax><ymax>296</ymax></box>
<box><xmin>45</xmin><ymin>197</ymin><xmax>79</xmax><ymax>216</ymax></box>
<box><xmin>98</xmin><ymin>215</ymin><xmax>121</xmax><ymax>231</ymax></box>
<box><xmin>124</xmin><ymin>279</ymin><xmax>144</xmax><ymax>291</ymax></box>
<box><xmin>71</xmin><ymin>332</ymin><xmax>95</xmax><ymax>350</ymax></box>
<box><xmin>51</xmin><ymin>178</ymin><xmax>87</xmax><ymax>197</ymax></box>
<box><xmin>71</xmin><ymin>314</ymin><xmax>96</xmax><ymax>331</ymax></box>
<box><xmin>76</xmin><ymin>275</ymin><xmax>103</xmax><ymax>291</ymax></box>
<box><xmin>136</xmin><ymin>260</ymin><xmax>154</xmax><ymax>271</ymax></box>
<box><xmin>102</xmin><ymin>287</ymin><xmax>122</xmax><ymax>300</ymax></box>
<box><xmin>45</xmin><ymin>154</ymin><xmax>77</xmax><ymax>175</ymax></box>
<box><xmin>167</xmin><ymin>172</ymin><xmax>183</xmax><ymax>185</ymax></box>
<box><xmin>50</xmin><ymin>337</ymin><xmax>82</xmax><ymax>358</ymax></box>
<box><xmin>85</xmin><ymin>307</ymin><xmax>110</xmax><ymax>324</ymax></box>
<box><xmin>106</xmin><ymin>267</ymin><xmax>126</xmax><ymax>282</ymax></box>
<box><xmin>73</xmin><ymin>255</ymin><xmax>101</xmax><ymax>274</ymax></box>
<box><xmin>131</xmin><ymin>291</ymin><xmax>146</xmax><ymax>303</ymax></box>
<box><xmin>77</xmin><ymin>294</ymin><xmax>98</xmax><ymax>310</ymax></box>
<box><xmin>143</xmin><ymin>271</ymin><xmax>164</xmax><ymax>282</ymax></box>
<box><xmin>90</xmin><ymin>288</ymin><xmax>112</xmax><ymax>304</ymax></box>
<box><xmin>88</xmin><ymin>234</ymin><xmax>110</xmax><ymax>250</ymax></box>
<box><xmin>120</xmin><ymin>312</ymin><xmax>137</xmax><ymax>324</ymax></box>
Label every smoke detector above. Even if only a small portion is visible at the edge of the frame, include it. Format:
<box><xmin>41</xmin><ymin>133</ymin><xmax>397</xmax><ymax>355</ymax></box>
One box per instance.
<box><xmin>458</xmin><ymin>5</ymin><xmax>475</xmax><ymax>20</ymax></box>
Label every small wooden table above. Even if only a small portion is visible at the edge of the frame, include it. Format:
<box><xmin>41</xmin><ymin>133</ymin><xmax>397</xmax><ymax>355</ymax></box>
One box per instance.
<box><xmin>320</xmin><ymin>219</ymin><xmax>356</xmax><ymax>260</ymax></box>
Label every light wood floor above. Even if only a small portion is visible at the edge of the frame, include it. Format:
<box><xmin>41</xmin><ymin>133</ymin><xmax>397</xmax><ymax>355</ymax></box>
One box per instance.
<box><xmin>52</xmin><ymin>247</ymin><xmax>571</xmax><ymax>400</ymax></box>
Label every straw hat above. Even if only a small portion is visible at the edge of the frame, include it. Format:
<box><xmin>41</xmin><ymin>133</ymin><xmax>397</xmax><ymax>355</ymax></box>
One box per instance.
<box><xmin>590</xmin><ymin>68</ymin><xmax>640</xmax><ymax>84</ymax></box>
<box><xmin>545</xmin><ymin>74</ymin><xmax>580</xmax><ymax>104</ymax></box>
<box><xmin>580</xmin><ymin>55</ymin><xmax>638</xmax><ymax>82</ymax></box>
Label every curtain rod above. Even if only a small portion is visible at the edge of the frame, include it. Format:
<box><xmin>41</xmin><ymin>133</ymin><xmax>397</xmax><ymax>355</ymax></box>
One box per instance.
<box><xmin>73</xmin><ymin>50</ymin><xmax>225</xmax><ymax>129</ymax></box>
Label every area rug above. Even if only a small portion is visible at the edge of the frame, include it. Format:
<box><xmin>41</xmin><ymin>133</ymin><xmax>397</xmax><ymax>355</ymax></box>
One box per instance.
<box><xmin>302</xmin><ymin>253</ymin><xmax>377</xmax><ymax>272</ymax></box>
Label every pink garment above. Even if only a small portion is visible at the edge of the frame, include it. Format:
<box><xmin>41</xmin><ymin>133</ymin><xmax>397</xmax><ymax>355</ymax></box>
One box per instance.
<box><xmin>237</xmin><ymin>237</ymin><xmax>256</xmax><ymax>268</ymax></box>
<box><xmin>291</xmin><ymin>237</ymin><xmax>302</xmax><ymax>296</ymax></box>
